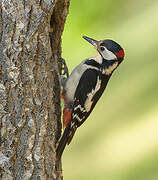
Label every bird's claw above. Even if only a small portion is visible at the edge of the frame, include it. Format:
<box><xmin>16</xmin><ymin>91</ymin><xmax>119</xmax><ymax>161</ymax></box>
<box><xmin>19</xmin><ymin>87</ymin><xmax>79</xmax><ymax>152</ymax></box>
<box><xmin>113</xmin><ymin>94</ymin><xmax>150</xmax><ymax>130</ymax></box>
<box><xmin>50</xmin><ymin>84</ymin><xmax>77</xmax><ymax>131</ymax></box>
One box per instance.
<box><xmin>58</xmin><ymin>58</ymin><xmax>69</xmax><ymax>78</ymax></box>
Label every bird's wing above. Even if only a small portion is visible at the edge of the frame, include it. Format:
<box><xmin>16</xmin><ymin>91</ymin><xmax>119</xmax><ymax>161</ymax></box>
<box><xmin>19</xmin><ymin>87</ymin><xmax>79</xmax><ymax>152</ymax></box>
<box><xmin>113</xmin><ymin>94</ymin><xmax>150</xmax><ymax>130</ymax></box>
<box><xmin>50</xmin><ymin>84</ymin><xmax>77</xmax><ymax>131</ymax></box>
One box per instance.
<box><xmin>71</xmin><ymin>68</ymin><xmax>103</xmax><ymax>127</ymax></box>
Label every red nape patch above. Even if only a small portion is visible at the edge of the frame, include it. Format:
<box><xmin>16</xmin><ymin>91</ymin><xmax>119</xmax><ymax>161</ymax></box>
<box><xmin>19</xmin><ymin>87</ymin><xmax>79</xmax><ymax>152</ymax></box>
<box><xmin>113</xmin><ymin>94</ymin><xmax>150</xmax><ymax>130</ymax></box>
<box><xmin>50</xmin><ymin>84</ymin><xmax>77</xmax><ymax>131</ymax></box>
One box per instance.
<box><xmin>115</xmin><ymin>49</ymin><xmax>125</xmax><ymax>59</ymax></box>
<box><xmin>63</xmin><ymin>107</ymin><xmax>72</xmax><ymax>128</ymax></box>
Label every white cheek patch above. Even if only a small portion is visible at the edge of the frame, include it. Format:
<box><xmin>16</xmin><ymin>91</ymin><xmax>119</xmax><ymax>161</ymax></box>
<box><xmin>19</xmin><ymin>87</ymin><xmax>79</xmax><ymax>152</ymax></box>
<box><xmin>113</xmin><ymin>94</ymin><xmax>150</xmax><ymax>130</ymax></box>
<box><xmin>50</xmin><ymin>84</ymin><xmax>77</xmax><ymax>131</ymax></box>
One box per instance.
<box><xmin>103</xmin><ymin>62</ymin><xmax>119</xmax><ymax>75</ymax></box>
<box><xmin>101</xmin><ymin>48</ymin><xmax>117</xmax><ymax>60</ymax></box>
<box><xmin>84</xmin><ymin>77</ymin><xmax>101</xmax><ymax>112</ymax></box>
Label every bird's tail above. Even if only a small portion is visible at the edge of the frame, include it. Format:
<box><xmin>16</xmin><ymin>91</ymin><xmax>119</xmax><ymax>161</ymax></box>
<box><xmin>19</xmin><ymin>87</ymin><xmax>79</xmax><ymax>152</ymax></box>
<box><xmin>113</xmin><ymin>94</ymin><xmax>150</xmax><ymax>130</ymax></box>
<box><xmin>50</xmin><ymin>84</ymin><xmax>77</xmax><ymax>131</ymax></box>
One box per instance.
<box><xmin>56</xmin><ymin>125</ymin><xmax>77</xmax><ymax>160</ymax></box>
<box><xmin>56</xmin><ymin>125</ymin><xmax>71</xmax><ymax>160</ymax></box>
<box><xmin>67</xmin><ymin>125</ymin><xmax>77</xmax><ymax>145</ymax></box>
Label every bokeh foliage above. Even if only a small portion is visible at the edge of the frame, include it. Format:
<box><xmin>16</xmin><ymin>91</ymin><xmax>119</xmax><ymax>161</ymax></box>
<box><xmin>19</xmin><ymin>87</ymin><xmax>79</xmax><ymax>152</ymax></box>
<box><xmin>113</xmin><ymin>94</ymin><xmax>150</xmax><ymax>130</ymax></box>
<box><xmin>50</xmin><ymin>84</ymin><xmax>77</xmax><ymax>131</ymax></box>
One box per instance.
<box><xmin>62</xmin><ymin>0</ymin><xmax>158</xmax><ymax>179</ymax></box>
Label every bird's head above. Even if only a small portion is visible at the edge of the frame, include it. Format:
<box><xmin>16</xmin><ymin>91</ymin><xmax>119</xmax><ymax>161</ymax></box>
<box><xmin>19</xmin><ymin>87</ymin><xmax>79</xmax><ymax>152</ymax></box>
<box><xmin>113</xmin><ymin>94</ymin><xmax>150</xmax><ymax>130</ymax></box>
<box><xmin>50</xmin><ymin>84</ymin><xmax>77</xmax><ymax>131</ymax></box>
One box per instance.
<box><xmin>83</xmin><ymin>36</ymin><xmax>125</xmax><ymax>63</ymax></box>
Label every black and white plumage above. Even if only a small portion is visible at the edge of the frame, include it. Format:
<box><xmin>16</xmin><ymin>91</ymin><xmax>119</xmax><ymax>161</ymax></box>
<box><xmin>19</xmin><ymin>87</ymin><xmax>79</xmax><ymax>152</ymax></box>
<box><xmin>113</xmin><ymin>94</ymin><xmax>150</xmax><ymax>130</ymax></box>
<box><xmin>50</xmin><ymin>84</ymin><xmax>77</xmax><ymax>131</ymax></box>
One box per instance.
<box><xmin>56</xmin><ymin>36</ymin><xmax>125</xmax><ymax>159</ymax></box>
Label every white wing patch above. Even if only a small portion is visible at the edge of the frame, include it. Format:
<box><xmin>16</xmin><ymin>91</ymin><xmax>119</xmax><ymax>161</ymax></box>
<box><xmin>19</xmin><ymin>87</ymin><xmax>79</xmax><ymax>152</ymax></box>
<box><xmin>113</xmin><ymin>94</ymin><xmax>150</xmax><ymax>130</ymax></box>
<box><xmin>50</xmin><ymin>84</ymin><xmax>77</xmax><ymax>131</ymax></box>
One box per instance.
<box><xmin>84</xmin><ymin>77</ymin><xmax>101</xmax><ymax>112</ymax></box>
<box><xmin>103</xmin><ymin>62</ymin><xmax>118</xmax><ymax>75</ymax></box>
<box><xmin>65</xmin><ymin>63</ymin><xmax>98</xmax><ymax>103</ymax></box>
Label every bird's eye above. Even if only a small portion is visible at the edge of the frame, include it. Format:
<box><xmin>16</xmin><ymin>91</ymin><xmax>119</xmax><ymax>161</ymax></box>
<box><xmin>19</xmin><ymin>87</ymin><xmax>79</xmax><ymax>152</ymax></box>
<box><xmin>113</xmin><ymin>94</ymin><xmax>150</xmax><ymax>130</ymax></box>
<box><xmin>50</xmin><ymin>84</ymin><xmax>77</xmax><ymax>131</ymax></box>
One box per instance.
<box><xmin>100</xmin><ymin>46</ymin><xmax>105</xmax><ymax>51</ymax></box>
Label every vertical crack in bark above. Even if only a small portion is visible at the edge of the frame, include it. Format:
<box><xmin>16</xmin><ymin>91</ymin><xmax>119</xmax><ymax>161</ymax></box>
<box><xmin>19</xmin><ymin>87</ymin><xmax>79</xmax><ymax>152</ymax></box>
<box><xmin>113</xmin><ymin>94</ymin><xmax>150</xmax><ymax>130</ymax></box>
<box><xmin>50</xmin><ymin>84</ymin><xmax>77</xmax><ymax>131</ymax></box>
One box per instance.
<box><xmin>50</xmin><ymin>0</ymin><xmax>70</xmax><ymax>73</ymax></box>
<box><xmin>48</xmin><ymin>0</ymin><xmax>70</xmax><ymax>179</ymax></box>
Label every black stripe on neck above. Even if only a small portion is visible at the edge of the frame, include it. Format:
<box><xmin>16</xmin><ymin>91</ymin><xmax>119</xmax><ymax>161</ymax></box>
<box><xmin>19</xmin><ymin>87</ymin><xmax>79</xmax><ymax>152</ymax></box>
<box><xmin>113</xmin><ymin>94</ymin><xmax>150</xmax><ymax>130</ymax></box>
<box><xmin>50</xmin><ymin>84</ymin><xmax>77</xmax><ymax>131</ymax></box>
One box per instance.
<box><xmin>84</xmin><ymin>59</ymin><xmax>101</xmax><ymax>69</ymax></box>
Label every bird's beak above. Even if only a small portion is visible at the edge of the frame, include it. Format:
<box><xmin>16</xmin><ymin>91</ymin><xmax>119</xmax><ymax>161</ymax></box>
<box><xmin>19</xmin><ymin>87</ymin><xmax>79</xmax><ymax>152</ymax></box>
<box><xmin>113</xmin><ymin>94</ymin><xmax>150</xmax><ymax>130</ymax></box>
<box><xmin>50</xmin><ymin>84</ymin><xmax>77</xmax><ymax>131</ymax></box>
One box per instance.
<box><xmin>83</xmin><ymin>36</ymin><xmax>99</xmax><ymax>49</ymax></box>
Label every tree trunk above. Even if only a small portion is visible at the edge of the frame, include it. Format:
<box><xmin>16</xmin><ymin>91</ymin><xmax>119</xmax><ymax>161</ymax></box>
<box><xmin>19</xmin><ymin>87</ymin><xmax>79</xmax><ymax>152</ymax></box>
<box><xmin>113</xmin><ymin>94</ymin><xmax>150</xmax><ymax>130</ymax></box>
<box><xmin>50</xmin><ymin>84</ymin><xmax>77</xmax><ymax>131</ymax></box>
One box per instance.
<box><xmin>0</xmin><ymin>0</ymin><xmax>69</xmax><ymax>179</ymax></box>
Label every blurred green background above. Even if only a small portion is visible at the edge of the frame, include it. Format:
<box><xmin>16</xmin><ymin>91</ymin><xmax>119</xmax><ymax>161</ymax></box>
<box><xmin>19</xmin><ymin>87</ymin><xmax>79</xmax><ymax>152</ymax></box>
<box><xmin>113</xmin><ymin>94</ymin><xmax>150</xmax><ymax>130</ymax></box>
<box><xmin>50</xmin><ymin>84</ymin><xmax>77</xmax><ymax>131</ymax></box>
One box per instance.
<box><xmin>62</xmin><ymin>0</ymin><xmax>158</xmax><ymax>179</ymax></box>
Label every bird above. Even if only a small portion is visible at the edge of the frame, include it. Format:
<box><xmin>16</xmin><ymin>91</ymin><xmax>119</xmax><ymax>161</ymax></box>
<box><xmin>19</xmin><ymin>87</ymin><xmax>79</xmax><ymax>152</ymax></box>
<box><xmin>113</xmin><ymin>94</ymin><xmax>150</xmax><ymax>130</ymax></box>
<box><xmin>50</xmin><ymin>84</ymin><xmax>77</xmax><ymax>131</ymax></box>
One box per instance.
<box><xmin>56</xmin><ymin>36</ymin><xmax>125</xmax><ymax>159</ymax></box>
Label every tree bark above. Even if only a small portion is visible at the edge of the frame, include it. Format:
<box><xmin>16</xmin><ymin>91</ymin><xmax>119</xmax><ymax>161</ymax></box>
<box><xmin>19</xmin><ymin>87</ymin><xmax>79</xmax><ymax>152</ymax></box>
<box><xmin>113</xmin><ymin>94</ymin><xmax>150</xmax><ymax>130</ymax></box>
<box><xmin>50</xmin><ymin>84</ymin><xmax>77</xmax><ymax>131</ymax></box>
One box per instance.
<box><xmin>0</xmin><ymin>0</ymin><xmax>69</xmax><ymax>179</ymax></box>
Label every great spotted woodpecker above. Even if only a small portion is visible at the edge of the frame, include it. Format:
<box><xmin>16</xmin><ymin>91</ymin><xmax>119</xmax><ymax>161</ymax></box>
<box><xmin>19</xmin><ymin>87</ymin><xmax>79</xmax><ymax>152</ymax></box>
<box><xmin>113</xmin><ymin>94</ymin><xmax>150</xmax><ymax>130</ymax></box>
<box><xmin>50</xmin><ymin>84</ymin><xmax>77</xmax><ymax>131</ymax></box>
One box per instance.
<box><xmin>56</xmin><ymin>36</ymin><xmax>125</xmax><ymax>159</ymax></box>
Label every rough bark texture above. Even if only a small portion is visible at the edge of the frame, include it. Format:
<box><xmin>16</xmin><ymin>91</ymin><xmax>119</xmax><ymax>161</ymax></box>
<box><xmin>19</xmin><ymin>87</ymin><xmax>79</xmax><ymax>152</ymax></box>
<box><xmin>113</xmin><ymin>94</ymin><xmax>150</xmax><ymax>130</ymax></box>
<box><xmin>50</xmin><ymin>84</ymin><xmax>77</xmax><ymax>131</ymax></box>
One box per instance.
<box><xmin>0</xmin><ymin>0</ymin><xmax>69</xmax><ymax>179</ymax></box>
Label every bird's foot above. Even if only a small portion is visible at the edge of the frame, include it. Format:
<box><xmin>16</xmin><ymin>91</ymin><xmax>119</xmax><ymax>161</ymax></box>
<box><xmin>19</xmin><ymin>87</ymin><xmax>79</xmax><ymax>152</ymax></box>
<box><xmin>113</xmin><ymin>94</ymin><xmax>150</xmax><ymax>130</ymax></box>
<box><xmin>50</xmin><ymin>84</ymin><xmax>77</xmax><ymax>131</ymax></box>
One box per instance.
<box><xmin>58</xmin><ymin>58</ymin><xmax>69</xmax><ymax>78</ymax></box>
